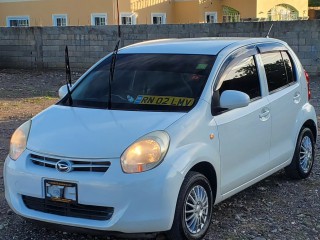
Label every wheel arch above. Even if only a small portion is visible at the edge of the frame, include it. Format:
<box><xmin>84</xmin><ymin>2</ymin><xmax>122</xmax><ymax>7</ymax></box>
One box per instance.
<box><xmin>302</xmin><ymin>119</ymin><xmax>317</xmax><ymax>142</ymax></box>
<box><xmin>293</xmin><ymin>103</ymin><xmax>317</xmax><ymax>147</ymax></box>
<box><xmin>189</xmin><ymin>162</ymin><xmax>217</xmax><ymax>203</ymax></box>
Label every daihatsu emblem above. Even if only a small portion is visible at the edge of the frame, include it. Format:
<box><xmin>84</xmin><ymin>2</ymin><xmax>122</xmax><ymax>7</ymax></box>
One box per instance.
<box><xmin>56</xmin><ymin>160</ymin><xmax>72</xmax><ymax>173</ymax></box>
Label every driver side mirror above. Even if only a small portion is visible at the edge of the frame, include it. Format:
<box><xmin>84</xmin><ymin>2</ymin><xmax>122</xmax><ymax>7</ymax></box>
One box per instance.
<box><xmin>58</xmin><ymin>85</ymin><xmax>68</xmax><ymax>99</ymax></box>
<box><xmin>211</xmin><ymin>90</ymin><xmax>250</xmax><ymax>115</ymax></box>
<box><xmin>220</xmin><ymin>90</ymin><xmax>250</xmax><ymax>109</ymax></box>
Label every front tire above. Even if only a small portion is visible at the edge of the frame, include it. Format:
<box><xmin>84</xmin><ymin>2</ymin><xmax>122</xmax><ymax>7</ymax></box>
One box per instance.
<box><xmin>285</xmin><ymin>127</ymin><xmax>315</xmax><ymax>179</ymax></box>
<box><xmin>167</xmin><ymin>171</ymin><xmax>213</xmax><ymax>240</ymax></box>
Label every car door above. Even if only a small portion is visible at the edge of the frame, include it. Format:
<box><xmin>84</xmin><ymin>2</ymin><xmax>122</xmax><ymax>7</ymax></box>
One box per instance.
<box><xmin>213</xmin><ymin>46</ymin><xmax>271</xmax><ymax>195</ymax></box>
<box><xmin>258</xmin><ymin>45</ymin><xmax>302</xmax><ymax>167</ymax></box>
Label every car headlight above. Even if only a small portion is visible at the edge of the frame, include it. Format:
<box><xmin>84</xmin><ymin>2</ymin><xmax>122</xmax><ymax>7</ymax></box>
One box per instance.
<box><xmin>9</xmin><ymin>120</ymin><xmax>32</xmax><ymax>160</ymax></box>
<box><xmin>120</xmin><ymin>131</ymin><xmax>170</xmax><ymax>173</ymax></box>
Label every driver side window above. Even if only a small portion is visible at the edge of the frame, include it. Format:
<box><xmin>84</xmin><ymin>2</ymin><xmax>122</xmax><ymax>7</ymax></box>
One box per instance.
<box><xmin>218</xmin><ymin>56</ymin><xmax>261</xmax><ymax>100</ymax></box>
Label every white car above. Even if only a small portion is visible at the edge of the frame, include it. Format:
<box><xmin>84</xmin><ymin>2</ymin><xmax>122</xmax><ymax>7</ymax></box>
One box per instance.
<box><xmin>4</xmin><ymin>38</ymin><xmax>317</xmax><ymax>240</ymax></box>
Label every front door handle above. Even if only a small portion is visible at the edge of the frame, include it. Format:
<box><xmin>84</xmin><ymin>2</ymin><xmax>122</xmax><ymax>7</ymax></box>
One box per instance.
<box><xmin>259</xmin><ymin>108</ymin><xmax>270</xmax><ymax>121</ymax></box>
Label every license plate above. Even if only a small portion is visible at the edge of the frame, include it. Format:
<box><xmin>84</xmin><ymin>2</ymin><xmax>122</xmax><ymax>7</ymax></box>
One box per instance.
<box><xmin>45</xmin><ymin>180</ymin><xmax>77</xmax><ymax>203</ymax></box>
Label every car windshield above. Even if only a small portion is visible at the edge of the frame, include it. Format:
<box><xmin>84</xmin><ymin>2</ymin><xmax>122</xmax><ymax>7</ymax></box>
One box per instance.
<box><xmin>59</xmin><ymin>53</ymin><xmax>216</xmax><ymax>112</ymax></box>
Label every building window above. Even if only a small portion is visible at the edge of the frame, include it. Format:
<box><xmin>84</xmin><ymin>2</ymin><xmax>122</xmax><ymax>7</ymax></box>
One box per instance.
<box><xmin>91</xmin><ymin>14</ymin><xmax>107</xmax><ymax>26</ymax></box>
<box><xmin>205</xmin><ymin>12</ymin><xmax>218</xmax><ymax>23</ymax></box>
<box><xmin>120</xmin><ymin>13</ymin><xmax>136</xmax><ymax>25</ymax></box>
<box><xmin>267</xmin><ymin>4</ymin><xmax>299</xmax><ymax>21</ymax></box>
<box><xmin>151</xmin><ymin>13</ymin><xmax>166</xmax><ymax>24</ymax></box>
<box><xmin>52</xmin><ymin>14</ymin><xmax>67</xmax><ymax>26</ymax></box>
<box><xmin>223</xmin><ymin>6</ymin><xmax>240</xmax><ymax>23</ymax></box>
<box><xmin>6</xmin><ymin>16</ymin><xmax>30</xmax><ymax>27</ymax></box>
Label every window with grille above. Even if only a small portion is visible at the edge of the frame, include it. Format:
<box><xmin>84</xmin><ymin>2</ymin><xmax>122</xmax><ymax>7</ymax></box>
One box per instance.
<box><xmin>120</xmin><ymin>13</ymin><xmax>136</xmax><ymax>25</ymax></box>
<box><xmin>91</xmin><ymin>14</ymin><xmax>107</xmax><ymax>26</ymax></box>
<box><xmin>151</xmin><ymin>13</ymin><xmax>166</xmax><ymax>24</ymax></box>
<box><xmin>205</xmin><ymin>12</ymin><xmax>217</xmax><ymax>23</ymax></box>
<box><xmin>222</xmin><ymin>6</ymin><xmax>240</xmax><ymax>23</ymax></box>
<box><xmin>267</xmin><ymin>4</ymin><xmax>299</xmax><ymax>21</ymax></box>
<box><xmin>7</xmin><ymin>16</ymin><xmax>29</xmax><ymax>27</ymax></box>
<box><xmin>53</xmin><ymin>14</ymin><xmax>67</xmax><ymax>26</ymax></box>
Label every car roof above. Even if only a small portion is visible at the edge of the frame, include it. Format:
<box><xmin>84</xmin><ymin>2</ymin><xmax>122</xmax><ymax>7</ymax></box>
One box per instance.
<box><xmin>119</xmin><ymin>37</ymin><xmax>286</xmax><ymax>55</ymax></box>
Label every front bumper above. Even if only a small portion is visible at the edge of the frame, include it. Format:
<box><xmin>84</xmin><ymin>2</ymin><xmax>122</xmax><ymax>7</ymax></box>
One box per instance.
<box><xmin>4</xmin><ymin>150</ymin><xmax>184</xmax><ymax>233</ymax></box>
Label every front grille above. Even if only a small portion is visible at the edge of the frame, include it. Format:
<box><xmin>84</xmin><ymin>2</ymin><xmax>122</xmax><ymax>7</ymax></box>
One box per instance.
<box><xmin>30</xmin><ymin>154</ymin><xmax>111</xmax><ymax>173</ymax></box>
<box><xmin>22</xmin><ymin>195</ymin><xmax>114</xmax><ymax>221</ymax></box>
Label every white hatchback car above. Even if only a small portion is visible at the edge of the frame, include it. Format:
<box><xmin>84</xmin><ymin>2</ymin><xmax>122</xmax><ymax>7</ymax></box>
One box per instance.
<box><xmin>4</xmin><ymin>38</ymin><xmax>317</xmax><ymax>240</ymax></box>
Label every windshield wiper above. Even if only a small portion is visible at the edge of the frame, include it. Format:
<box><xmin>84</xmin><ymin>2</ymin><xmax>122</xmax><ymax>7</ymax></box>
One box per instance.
<box><xmin>108</xmin><ymin>40</ymin><xmax>120</xmax><ymax>109</ymax></box>
<box><xmin>65</xmin><ymin>45</ymin><xmax>73</xmax><ymax>106</ymax></box>
<box><xmin>107</xmin><ymin>0</ymin><xmax>121</xmax><ymax>109</ymax></box>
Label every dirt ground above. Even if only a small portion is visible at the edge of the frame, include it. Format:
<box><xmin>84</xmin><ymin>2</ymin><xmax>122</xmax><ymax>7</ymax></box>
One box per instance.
<box><xmin>0</xmin><ymin>69</ymin><xmax>320</xmax><ymax>240</ymax></box>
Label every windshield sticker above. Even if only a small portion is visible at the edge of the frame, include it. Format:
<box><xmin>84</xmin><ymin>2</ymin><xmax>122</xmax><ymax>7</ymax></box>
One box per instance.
<box><xmin>127</xmin><ymin>95</ymin><xmax>135</xmax><ymax>103</ymax></box>
<box><xmin>196</xmin><ymin>63</ymin><xmax>208</xmax><ymax>70</ymax></box>
<box><xmin>134</xmin><ymin>95</ymin><xmax>195</xmax><ymax>107</ymax></box>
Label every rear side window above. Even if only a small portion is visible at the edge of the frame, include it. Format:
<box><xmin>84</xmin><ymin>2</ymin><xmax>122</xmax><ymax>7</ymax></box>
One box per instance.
<box><xmin>261</xmin><ymin>51</ymin><xmax>295</xmax><ymax>92</ymax></box>
<box><xmin>219</xmin><ymin>56</ymin><xmax>261</xmax><ymax>100</ymax></box>
<box><xmin>281</xmin><ymin>51</ymin><xmax>294</xmax><ymax>84</ymax></box>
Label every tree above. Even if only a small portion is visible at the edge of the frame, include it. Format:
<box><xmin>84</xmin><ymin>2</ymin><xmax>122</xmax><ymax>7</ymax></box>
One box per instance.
<box><xmin>309</xmin><ymin>0</ymin><xmax>320</xmax><ymax>7</ymax></box>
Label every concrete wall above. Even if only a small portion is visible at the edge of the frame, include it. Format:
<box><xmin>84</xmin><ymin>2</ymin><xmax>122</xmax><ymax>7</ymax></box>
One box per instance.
<box><xmin>0</xmin><ymin>20</ymin><xmax>319</xmax><ymax>75</ymax></box>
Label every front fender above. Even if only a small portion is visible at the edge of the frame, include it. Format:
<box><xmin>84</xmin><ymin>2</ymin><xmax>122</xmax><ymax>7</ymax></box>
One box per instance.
<box><xmin>165</xmin><ymin>142</ymin><xmax>222</xmax><ymax>204</ymax></box>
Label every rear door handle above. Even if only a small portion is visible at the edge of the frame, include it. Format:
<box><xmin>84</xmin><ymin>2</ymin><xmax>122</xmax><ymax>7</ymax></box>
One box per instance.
<box><xmin>293</xmin><ymin>92</ymin><xmax>301</xmax><ymax>104</ymax></box>
<box><xmin>259</xmin><ymin>108</ymin><xmax>270</xmax><ymax>121</ymax></box>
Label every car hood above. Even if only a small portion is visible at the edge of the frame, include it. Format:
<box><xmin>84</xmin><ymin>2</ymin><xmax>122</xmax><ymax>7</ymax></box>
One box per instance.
<box><xmin>27</xmin><ymin>105</ymin><xmax>185</xmax><ymax>159</ymax></box>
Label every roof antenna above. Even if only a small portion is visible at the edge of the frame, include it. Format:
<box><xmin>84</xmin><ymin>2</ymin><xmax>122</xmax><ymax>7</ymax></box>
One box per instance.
<box><xmin>116</xmin><ymin>0</ymin><xmax>121</xmax><ymax>39</ymax></box>
<box><xmin>266</xmin><ymin>24</ymin><xmax>274</xmax><ymax>38</ymax></box>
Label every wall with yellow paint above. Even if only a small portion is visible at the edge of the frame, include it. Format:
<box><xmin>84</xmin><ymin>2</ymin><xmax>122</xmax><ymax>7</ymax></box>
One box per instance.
<box><xmin>0</xmin><ymin>0</ymin><xmax>116</xmax><ymax>26</ymax></box>
<box><xmin>0</xmin><ymin>0</ymin><xmax>310</xmax><ymax>27</ymax></box>
<box><xmin>131</xmin><ymin>0</ymin><xmax>173</xmax><ymax>24</ymax></box>
<box><xmin>173</xmin><ymin>1</ymin><xmax>201</xmax><ymax>24</ymax></box>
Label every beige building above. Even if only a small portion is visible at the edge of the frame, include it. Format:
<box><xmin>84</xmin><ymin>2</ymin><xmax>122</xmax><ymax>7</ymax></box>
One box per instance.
<box><xmin>0</xmin><ymin>0</ymin><xmax>309</xmax><ymax>27</ymax></box>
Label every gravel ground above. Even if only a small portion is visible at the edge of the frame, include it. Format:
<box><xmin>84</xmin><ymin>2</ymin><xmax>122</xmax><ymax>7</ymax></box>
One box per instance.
<box><xmin>0</xmin><ymin>69</ymin><xmax>319</xmax><ymax>240</ymax></box>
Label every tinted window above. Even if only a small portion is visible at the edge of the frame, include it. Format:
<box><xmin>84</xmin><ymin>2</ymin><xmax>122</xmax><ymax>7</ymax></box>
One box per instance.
<box><xmin>219</xmin><ymin>56</ymin><xmax>261</xmax><ymax>99</ymax></box>
<box><xmin>261</xmin><ymin>52</ymin><xmax>287</xmax><ymax>92</ymax></box>
<box><xmin>281</xmin><ymin>51</ymin><xmax>295</xmax><ymax>84</ymax></box>
<box><xmin>60</xmin><ymin>54</ymin><xmax>216</xmax><ymax>112</ymax></box>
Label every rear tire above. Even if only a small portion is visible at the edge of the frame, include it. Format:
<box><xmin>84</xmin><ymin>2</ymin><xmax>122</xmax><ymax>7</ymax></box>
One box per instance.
<box><xmin>166</xmin><ymin>171</ymin><xmax>213</xmax><ymax>240</ymax></box>
<box><xmin>285</xmin><ymin>128</ymin><xmax>315</xmax><ymax>179</ymax></box>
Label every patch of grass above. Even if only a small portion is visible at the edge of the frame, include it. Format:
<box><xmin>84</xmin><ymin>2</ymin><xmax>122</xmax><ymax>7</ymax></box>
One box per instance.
<box><xmin>22</xmin><ymin>97</ymin><xmax>58</xmax><ymax>103</ymax></box>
